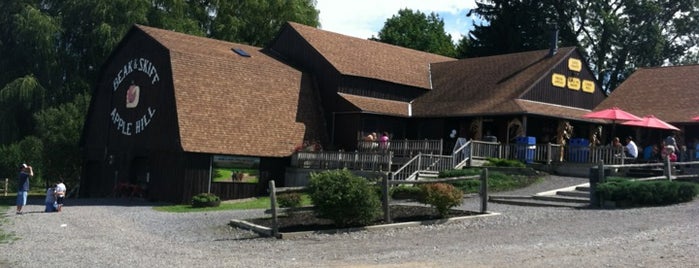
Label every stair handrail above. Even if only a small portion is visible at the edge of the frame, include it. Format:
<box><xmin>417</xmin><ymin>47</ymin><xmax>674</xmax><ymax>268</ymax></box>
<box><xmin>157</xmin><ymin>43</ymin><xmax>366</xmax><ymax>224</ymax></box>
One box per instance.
<box><xmin>452</xmin><ymin>139</ymin><xmax>472</xmax><ymax>169</ymax></box>
<box><xmin>391</xmin><ymin>153</ymin><xmax>422</xmax><ymax>181</ymax></box>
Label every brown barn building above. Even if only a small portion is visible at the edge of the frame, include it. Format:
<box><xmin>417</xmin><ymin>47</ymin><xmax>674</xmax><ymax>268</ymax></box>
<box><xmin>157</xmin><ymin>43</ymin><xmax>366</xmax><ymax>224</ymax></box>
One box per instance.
<box><xmin>82</xmin><ymin>23</ymin><xmax>609</xmax><ymax>203</ymax></box>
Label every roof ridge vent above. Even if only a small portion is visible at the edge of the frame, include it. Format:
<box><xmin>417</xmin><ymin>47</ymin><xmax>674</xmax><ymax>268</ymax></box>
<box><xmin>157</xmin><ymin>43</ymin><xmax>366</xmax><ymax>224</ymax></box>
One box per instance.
<box><xmin>232</xmin><ymin>48</ymin><xmax>251</xmax><ymax>57</ymax></box>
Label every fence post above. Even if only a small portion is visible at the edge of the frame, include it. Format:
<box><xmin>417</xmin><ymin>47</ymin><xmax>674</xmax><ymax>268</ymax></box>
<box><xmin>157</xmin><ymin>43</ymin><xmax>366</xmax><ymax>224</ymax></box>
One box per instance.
<box><xmin>589</xmin><ymin>160</ymin><xmax>605</xmax><ymax>208</ymax></box>
<box><xmin>480</xmin><ymin>168</ymin><xmax>488</xmax><ymax>213</ymax></box>
<box><xmin>3</xmin><ymin>178</ymin><xmax>7</xmax><ymax>196</ymax></box>
<box><xmin>664</xmin><ymin>156</ymin><xmax>672</xmax><ymax>181</ymax></box>
<box><xmin>382</xmin><ymin>175</ymin><xmax>391</xmax><ymax>223</ymax></box>
<box><xmin>268</xmin><ymin>180</ymin><xmax>278</xmax><ymax>238</ymax></box>
<box><xmin>547</xmin><ymin>143</ymin><xmax>552</xmax><ymax>165</ymax></box>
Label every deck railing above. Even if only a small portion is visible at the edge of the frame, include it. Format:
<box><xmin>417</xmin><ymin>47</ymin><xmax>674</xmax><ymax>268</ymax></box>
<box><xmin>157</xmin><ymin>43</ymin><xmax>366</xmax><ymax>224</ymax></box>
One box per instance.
<box><xmin>291</xmin><ymin>151</ymin><xmax>393</xmax><ymax>171</ymax></box>
<box><xmin>390</xmin><ymin>153</ymin><xmax>455</xmax><ymax>181</ymax></box>
<box><xmin>357</xmin><ymin>139</ymin><xmax>442</xmax><ymax>156</ymax></box>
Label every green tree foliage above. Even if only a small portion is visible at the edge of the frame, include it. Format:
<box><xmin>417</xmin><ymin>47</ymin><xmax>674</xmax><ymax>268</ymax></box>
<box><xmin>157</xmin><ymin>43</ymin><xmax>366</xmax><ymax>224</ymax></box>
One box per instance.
<box><xmin>211</xmin><ymin>0</ymin><xmax>320</xmax><ymax>46</ymax></box>
<box><xmin>34</xmin><ymin>94</ymin><xmax>90</xmax><ymax>187</ymax></box>
<box><xmin>372</xmin><ymin>8</ymin><xmax>457</xmax><ymax>57</ymax></box>
<box><xmin>463</xmin><ymin>0</ymin><xmax>699</xmax><ymax>92</ymax></box>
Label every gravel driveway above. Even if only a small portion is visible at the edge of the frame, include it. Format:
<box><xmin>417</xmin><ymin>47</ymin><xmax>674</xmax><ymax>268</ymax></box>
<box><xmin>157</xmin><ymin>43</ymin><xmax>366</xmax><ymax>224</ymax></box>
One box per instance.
<box><xmin>1</xmin><ymin>175</ymin><xmax>698</xmax><ymax>268</ymax></box>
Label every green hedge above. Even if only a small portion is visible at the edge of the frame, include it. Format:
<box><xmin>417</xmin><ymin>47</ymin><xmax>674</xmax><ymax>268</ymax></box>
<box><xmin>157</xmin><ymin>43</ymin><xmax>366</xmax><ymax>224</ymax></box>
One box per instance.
<box><xmin>597</xmin><ymin>179</ymin><xmax>698</xmax><ymax>207</ymax></box>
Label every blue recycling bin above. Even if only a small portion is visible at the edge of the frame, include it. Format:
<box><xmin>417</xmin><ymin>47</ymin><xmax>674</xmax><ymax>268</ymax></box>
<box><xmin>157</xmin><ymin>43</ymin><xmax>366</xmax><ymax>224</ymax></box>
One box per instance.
<box><xmin>568</xmin><ymin>138</ymin><xmax>590</xmax><ymax>162</ymax></box>
<box><xmin>516</xmin><ymin>136</ymin><xmax>536</xmax><ymax>164</ymax></box>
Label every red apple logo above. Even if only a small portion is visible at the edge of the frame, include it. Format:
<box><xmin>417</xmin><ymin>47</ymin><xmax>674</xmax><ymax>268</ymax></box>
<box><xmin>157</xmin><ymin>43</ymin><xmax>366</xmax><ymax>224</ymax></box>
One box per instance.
<box><xmin>126</xmin><ymin>85</ymin><xmax>140</xmax><ymax>108</ymax></box>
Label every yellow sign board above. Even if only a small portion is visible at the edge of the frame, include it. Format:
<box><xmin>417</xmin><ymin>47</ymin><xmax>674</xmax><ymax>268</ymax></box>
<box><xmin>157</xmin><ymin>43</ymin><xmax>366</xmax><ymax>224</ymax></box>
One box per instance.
<box><xmin>551</xmin><ymin>73</ymin><xmax>566</xmax><ymax>88</ymax></box>
<box><xmin>567</xmin><ymin>77</ymin><xmax>581</xmax><ymax>90</ymax></box>
<box><xmin>582</xmin><ymin>80</ymin><xmax>595</xmax><ymax>93</ymax></box>
<box><xmin>568</xmin><ymin>58</ymin><xmax>582</xmax><ymax>72</ymax></box>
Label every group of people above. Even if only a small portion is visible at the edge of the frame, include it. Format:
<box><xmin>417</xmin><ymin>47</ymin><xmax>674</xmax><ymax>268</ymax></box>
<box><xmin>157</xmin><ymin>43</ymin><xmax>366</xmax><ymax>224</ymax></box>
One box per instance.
<box><xmin>611</xmin><ymin>136</ymin><xmax>638</xmax><ymax>159</ymax></box>
<box><xmin>45</xmin><ymin>179</ymin><xmax>66</xmax><ymax>213</ymax></box>
<box><xmin>614</xmin><ymin>132</ymin><xmax>688</xmax><ymax>162</ymax></box>
<box><xmin>362</xmin><ymin>132</ymin><xmax>390</xmax><ymax>151</ymax></box>
<box><xmin>15</xmin><ymin>163</ymin><xmax>66</xmax><ymax>215</ymax></box>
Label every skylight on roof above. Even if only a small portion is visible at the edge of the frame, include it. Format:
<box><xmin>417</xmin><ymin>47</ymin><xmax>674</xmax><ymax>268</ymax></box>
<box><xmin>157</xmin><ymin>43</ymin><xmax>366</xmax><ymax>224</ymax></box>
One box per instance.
<box><xmin>232</xmin><ymin>48</ymin><xmax>251</xmax><ymax>57</ymax></box>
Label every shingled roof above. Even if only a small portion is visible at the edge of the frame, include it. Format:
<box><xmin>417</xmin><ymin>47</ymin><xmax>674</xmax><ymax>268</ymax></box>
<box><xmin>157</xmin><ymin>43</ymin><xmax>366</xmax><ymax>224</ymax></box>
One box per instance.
<box><xmin>411</xmin><ymin>47</ymin><xmax>594</xmax><ymax>120</ymax></box>
<box><xmin>287</xmin><ymin>22</ymin><xmax>455</xmax><ymax>90</ymax></box>
<box><xmin>337</xmin><ymin>93</ymin><xmax>411</xmax><ymax>117</ymax></box>
<box><xmin>594</xmin><ymin>65</ymin><xmax>699</xmax><ymax>124</ymax></box>
<box><xmin>136</xmin><ymin>25</ymin><xmax>324</xmax><ymax>157</ymax></box>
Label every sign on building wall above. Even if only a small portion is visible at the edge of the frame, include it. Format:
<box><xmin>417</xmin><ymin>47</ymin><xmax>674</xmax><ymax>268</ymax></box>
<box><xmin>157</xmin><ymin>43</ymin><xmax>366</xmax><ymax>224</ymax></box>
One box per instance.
<box><xmin>109</xmin><ymin>58</ymin><xmax>160</xmax><ymax>136</ymax></box>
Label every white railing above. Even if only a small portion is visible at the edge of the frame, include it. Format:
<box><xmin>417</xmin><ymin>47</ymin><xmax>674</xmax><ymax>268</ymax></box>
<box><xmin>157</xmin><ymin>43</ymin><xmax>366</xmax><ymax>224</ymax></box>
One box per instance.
<box><xmin>471</xmin><ymin>140</ymin><xmax>501</xmax><ymax>160</ymax></box>
<box><xmin>357</xmin><ymin>139</ymin><xmax>442</xmax><ymax>156</ymax></box>
<box><xmin>390</xmin><ymin>153</ymin><xmax>455</xmax><ymax>181</ymax></box>
<box><xmin>452</xmin><ymin>140</ymin><xmax>471</xmax><ymax>169</ymax></box>
<box><xmin>291</xmin><ymin>151</ymin><xmax>392</xmax><ymax>171</ymax></box>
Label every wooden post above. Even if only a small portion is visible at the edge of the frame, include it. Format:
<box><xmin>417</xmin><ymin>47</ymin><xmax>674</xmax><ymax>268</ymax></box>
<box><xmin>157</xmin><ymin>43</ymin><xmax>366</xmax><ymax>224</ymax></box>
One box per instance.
<box><xmin>480</xmin><ymin>168</ymin><xmax>488</xmax><ymax>213</ymax></box>
<box><xmin>3</xmin><ymin>178</ymin><xmax>7</xmax><ymax>196</ymax></box>
<box><xmin>665</xmin><ymin>156</ymin><xmax>672</xmax><ymax>181</ymax></box>
<box><xmin>382</xmin><ymin>175</ymin><xmax>391</xmax><ymax>223</ymax></box>
<box><xmin>269</xmin><ymin>180</ymin><xmax>278</xmax><ymax>238</ymax></box>
<box><xmin>547</xmin><ymin>143</ymin><xmax>552</xmax><ymax>165</ymax></box>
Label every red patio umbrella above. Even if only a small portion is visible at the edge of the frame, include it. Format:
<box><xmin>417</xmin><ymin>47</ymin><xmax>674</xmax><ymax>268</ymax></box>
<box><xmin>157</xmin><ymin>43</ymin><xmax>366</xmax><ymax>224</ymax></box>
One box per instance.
<box><xmin>583</xmin><ymin>107</ymin><xmax>643</xmax><ymax>140</ymax></box>
<box><xmin>621</xmin><ymin>115</ymin><xmax>680</xmax><ymax>131</ymax></box>
<box><xmin>692</xmin><ymin>115</ymin><xmax>699</xmax><ymax>121</ymax></box>
<box><xmin>582</xmin><ymin>107</ymin><xmax>643</xmax><ymax>122</ymax></box>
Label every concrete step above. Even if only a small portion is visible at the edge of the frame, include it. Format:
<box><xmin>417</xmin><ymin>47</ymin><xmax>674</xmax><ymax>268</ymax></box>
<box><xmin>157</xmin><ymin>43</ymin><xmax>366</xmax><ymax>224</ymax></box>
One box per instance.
<box><xmin>555</xmin><ymin>190</ymin><xmax>589</xmax><ymax>198</ymax></box>
<box><xmin>575</xmin><ymin>186</ymin><xmax>590</xmax><ymax>192</ymax></box>
<box><xmin>533</xmin><ymin>194</ymin><xmax>589</xmax><ymax>204</ymax></box>
<box><xmin>489</xmin><ymin>196</ymin><xmax>589</xmax><ymax>208</ymax></box>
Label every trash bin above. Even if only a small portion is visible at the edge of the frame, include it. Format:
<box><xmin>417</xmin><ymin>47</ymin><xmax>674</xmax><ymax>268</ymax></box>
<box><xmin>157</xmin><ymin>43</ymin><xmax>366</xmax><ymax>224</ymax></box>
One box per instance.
<box><xmin>516</xmin><ymin>136</ymin><xmax>536</xmax><ymax>164</ymax></box>
<box><xmin>568</xmin><ymin>138</ymin><xmax>590</xmax><ymax>162</ymax></box>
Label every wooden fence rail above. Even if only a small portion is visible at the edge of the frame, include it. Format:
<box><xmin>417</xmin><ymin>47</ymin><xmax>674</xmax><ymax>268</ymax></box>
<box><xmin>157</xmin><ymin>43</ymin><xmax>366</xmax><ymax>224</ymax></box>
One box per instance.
<box><xmin>267</xmin><ymin>169</ymin><xmax>490</xmax><ymax>238</ymax></box>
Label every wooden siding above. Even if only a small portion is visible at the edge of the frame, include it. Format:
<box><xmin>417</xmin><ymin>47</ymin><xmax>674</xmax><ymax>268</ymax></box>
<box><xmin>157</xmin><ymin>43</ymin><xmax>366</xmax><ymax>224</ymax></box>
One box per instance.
<box><xmin>521</xmin><ymin>51</ymin><xmax>605</xmax><ymax>110</ymax></box>
<box><xmin>338</xmin><ymin>76</ymin><xmax>425</xmax><ymax>102</ymax></box>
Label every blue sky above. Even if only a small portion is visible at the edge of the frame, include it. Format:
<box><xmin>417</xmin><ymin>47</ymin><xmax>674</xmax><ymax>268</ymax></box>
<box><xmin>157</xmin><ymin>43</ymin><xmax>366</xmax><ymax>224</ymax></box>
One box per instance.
<box><xmin>315</xmin><ymin>1</ymin><xmax>478</xmax><ymax>43</ymax></box>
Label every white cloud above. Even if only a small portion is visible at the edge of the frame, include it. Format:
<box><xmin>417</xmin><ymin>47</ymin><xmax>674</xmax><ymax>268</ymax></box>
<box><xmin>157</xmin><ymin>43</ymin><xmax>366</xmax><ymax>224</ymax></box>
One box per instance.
<box><xmin>315</xmin><ymin>0</ymin><xmax>477</xmax><ymax>42</ymax></box>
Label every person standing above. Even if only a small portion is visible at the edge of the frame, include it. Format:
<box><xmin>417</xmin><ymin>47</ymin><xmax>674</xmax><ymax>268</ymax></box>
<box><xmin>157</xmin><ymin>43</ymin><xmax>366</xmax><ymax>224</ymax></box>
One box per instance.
<box><xmin>379</xmin><ymin>132</ymin><xmax>390</xmax><ymax>151</ymax></box>
<box><xmin>16</xmin><ymin>163</ymin><xmax>33</xmax><ymax>214</ymax></box>
<box><xmin>624</xmin><ymin>136</ymin><xmax>638</xmax><ymax>158</ymax></box>
<box><xmin>55</xmin><ymin>179</ymin><xmax>66</xmax><ymax>212</ymax></box>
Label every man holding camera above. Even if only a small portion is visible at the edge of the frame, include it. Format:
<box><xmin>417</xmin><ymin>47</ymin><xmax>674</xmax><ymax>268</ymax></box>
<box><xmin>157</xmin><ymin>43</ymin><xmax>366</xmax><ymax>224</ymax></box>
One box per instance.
<box><xmin>16</xmin><ymin>163</ymin><xmax>33</xmax><ymax>214</ymax></box>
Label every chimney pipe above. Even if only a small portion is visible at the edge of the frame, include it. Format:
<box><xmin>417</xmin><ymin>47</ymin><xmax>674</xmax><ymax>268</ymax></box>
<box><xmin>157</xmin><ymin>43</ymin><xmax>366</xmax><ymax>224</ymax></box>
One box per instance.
<box><xmin>549</xmin><ymin>24</ymin><xmax>558</xmax><ymax>57</ymax></box>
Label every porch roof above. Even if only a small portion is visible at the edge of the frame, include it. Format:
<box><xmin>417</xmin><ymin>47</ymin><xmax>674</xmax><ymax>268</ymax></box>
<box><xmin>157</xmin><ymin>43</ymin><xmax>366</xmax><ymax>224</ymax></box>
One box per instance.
<box><xmin>337</xmin><ymin>93</ymin><xmax>411</xmax><ymax>117</ymax></box>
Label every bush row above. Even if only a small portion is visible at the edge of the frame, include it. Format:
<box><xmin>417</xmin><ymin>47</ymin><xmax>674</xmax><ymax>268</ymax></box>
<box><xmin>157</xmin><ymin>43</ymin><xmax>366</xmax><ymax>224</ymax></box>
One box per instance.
<box><xmin>597</xmin><ymin>179</ymin><xmax>698</xmax><ymax>207</ymax></box>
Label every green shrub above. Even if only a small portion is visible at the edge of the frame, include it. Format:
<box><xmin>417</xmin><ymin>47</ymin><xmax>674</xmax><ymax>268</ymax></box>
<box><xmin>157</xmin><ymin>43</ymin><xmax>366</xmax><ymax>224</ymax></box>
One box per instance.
<box><xmin>438</xmin><ymin>169</ymin><xmax>541</xmax><ymax>194</ymax></box>
<box><xmin>191</xmin><ymin>193</ymin><xmax>221</xmax><ymax>208</ymax></box>
<box><xmin>597</xmin><ymin>180</ymin><xmax>698</xmax><ymax>207</ymax></box>
<box><xmin>419</xmin><ymin>183</ymin><xmax>464</xmax><ymax>218</ymax></box>
<box><xmin>484</xmin><ymin>158</ymin><xmax>526</xmax><ymax>167</ymax></box>
<box><xmin>277</xmin><ymin>192</ymin><xmax>302</xmax><ymax>208</ymax></box>
<box><xmin>389</xmin><ymin>185</ymin><xmax>423</xmax><ymax>200</ymax></box>
<box><xmin>307</xmin><ymin>169</ymin><xmax>381</xmax><ymax>227</ymax></box>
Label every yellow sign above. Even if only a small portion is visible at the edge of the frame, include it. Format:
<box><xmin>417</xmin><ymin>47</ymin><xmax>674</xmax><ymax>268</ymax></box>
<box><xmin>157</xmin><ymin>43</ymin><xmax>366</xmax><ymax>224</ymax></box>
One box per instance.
<box><xmin>567</xmin><ymin>77</ymin><xmax>581</xmax><ymax>90</ymax></box>
<box><xmin>551</xmin><ymin>73</ymin><xmax>566</xmax><ymax>88</ymax></box>
<box><xmin>568</xmin><ymin>58</ymin><xmax>582</xmax><ymax>72</ymax></box>
<box><xmin>582</xmin><ymin>80</ymin><xmax>595</xmax><ymax>93</ymax></box>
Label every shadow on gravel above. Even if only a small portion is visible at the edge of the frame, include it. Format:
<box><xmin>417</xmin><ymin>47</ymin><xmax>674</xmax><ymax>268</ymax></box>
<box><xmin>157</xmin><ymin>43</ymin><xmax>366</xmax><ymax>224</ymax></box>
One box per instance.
<box><xmin>13</xmin><ymin>197</ymin><xmax>168</xmax><ymax>207</ymax></box>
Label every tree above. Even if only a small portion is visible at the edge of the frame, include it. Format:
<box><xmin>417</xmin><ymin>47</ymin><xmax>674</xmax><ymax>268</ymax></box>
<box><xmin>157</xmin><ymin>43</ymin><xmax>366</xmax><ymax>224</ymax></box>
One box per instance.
<box><xmin>210</xmin><ymin>0</ymin><xmax>320</xmax><ymax>46</ymax></box>
<box><xmin>372</xmin><ymin>8</ymin><xmax>457</xmax><ymax>57</ymax></box>
<box><xmin>34</xmin><ymin>94</ymin><xmax>90</xmax><ymax>187</ymax></box>
<box><xmin>463</xmin><ymin>0</ymin><xmax>699</xmax><ymax>92</ymax></box>
<box><xmin>461</xmin><ymin>0</ymin><xmax>578</xmax><ymax>58</ymax></box>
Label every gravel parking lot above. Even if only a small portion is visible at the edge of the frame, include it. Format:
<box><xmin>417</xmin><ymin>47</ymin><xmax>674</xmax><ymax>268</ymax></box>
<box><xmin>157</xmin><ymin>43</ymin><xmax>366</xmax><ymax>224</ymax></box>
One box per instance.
<box><xmin>1</xmin><ymin>175</ymin><xmax>697</xmax><ymax>268</ymax></box>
